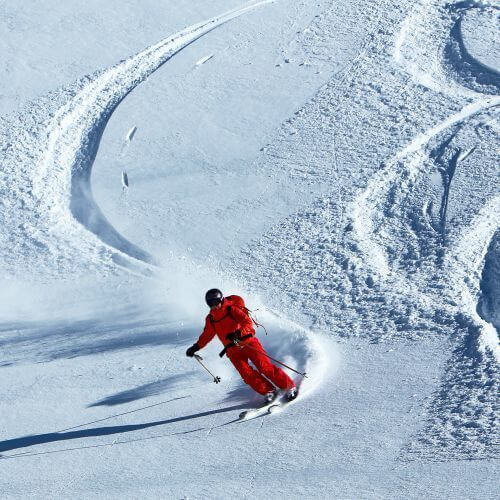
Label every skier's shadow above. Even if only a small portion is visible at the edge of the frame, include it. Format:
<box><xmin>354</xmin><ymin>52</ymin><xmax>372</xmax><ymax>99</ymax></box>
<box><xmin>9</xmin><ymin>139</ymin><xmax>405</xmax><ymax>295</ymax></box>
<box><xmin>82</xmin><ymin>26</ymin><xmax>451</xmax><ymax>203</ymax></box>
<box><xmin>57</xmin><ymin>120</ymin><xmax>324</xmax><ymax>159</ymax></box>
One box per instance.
<box><xmin>0</xmin><ymin>404</ymin><xmax>247</xmax><ymax>454</ymax></box>
<box><xmin>88</xmin><ymin>372</ymin><xmax>201</xmax><ymax>407</ymax></box>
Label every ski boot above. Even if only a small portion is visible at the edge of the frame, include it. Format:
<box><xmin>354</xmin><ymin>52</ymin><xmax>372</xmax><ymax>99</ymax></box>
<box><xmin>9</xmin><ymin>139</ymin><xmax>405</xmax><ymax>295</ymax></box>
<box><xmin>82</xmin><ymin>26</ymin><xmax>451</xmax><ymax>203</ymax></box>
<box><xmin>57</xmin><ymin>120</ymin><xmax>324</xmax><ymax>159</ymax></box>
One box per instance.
<box><xmin>285</xmin><ymin>387</ymin><xmax>298</xmax><ymax>401</ymax></box>
<box><xmin>264</xmin><ymin>390</ymin><xmax>279</xmax><ymax>404</ymax></box>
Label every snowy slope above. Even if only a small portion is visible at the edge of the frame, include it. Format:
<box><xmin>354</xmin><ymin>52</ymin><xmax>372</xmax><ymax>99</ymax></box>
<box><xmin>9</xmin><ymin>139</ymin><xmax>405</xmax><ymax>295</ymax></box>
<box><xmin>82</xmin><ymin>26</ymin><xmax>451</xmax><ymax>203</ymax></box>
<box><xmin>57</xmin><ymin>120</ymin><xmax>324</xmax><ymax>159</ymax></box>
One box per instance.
<box><xmin>1</xmin><ymin>0</ymin><xmax>498</xmax><ymax>498</ymax></box>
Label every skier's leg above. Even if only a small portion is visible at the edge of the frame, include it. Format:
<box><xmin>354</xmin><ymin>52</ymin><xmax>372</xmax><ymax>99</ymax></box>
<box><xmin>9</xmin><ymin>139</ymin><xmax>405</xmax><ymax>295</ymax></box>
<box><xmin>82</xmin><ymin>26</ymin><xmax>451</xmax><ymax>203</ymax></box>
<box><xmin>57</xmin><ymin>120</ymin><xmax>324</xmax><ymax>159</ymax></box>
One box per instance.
<box><xmin>227</xmin><ymin>351</ymin><xmax>275</xmax><ymax>395</ymax></box>
<box><xmin>245</xmin><ymin>340</ymin><xmax>295</xmax><ymax>390</ymax></box>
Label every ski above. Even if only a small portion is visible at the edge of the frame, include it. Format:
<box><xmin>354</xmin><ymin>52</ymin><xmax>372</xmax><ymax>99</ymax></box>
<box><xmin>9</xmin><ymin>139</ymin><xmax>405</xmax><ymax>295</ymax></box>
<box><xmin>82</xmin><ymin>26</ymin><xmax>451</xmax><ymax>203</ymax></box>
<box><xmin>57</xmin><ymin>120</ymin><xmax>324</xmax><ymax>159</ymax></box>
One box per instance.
<box><xmin>238</xmin><ymin>391</ymin><xmax>281</xmax><ymax>420</ymax></box>
<box><xmin>238</xmin><ymin>390</ymin><xmax>299</xmax><ymax>420</ymax></box>
<box><xmin>239</xmin><ymin>402</ymin><xmax>280</xmax><ymax>420</ymax></box>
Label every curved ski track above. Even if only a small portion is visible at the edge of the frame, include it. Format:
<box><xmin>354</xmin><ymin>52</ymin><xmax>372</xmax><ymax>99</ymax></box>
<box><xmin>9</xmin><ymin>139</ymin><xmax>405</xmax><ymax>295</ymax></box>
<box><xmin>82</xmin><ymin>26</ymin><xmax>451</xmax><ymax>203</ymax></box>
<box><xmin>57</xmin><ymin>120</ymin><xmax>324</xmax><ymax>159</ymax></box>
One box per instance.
<box><xmin>234</xmin><ymin>0</ymin><xmax>498</xmax><ymax>461</ymax></box>
<box><xmin>0</xmin><ymin>1</ymin><xmax>329</xmax><ymax>406</ymax></box>
<box><xmin>32</xmin><ymin>0</ymin><xmax>275</xmax><ymax>273</ymax></box>
<box><xmin>350</xmin><ymin>0</ymin><xmax>499</xmax><ymax>335</ymax></box>
<box><xmin>394</xmin><ymin>0</ymin><xmax>499</xmax><ymax>98</ymax></box>
<box><xmin>353</xmin><ymin>0</ymin><xmax>499</xmax><ymax>460</ymax></box>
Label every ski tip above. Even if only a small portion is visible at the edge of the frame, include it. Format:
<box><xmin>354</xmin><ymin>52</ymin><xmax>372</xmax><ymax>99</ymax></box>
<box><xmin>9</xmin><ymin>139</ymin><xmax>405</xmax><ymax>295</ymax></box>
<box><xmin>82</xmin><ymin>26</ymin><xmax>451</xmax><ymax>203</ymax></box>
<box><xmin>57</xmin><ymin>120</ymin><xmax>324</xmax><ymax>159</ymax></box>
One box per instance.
<box><xmin>268</xmin><ymin>404</ymin><xmax>282</xmax><ymax>414</ymax></box>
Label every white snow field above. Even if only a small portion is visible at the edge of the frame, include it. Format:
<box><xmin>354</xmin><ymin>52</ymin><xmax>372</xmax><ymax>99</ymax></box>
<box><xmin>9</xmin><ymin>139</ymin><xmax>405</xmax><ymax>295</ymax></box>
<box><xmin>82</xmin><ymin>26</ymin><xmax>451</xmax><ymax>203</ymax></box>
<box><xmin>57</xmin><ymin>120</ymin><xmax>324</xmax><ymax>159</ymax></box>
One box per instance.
<box><xmin>0</xmin><ymin>0</ymin><xmax>498</xmax><ymax>498</ymax></box>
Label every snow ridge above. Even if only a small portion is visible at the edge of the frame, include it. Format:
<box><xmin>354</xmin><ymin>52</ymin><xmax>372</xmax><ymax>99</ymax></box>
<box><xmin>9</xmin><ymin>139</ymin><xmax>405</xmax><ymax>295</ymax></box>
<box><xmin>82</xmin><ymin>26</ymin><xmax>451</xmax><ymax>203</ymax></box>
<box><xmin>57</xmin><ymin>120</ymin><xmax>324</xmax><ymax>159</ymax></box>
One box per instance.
<box><xmin>479</xmin><ymin>231</ymin><xmax>500</xmax><ymax>331</ymax></box>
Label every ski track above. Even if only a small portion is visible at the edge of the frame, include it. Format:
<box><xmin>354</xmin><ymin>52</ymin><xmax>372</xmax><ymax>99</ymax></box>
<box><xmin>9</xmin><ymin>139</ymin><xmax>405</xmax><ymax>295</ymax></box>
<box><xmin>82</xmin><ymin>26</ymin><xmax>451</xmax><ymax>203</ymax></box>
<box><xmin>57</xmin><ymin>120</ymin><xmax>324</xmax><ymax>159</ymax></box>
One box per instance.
<box><xmin>0</xmin><ymin>0</ymin><xmax>329</xmax><ymax>414</ymax></box>
<box><xmin>351</xmin><ymin>0</ymin><xmax>499</xmax><ymax>460</ymax></box>
<box><xmin>394</xmin><ymin>0</ymin><xmax>499</xmax><ymax>98</ymax></box>
<box><xmin>1</xmin><ymin>3</ymin><xmax>280</xmax><ymax>280</ymax></box>
<box><xmin>33</xmin><ymin>0</ymin><xmax>275</xmax><ymax>272</ymax></box>
<box><xmin>444</xmin><ymin>9</ymin><xmax>500</xmax><ymax>94</ymax></box>
<box><xmin>351</xmin><ymin>0</ymin><xmax>499</xmax><ymax>338</ymax></box>
<box><xmin>350</xmin><ymin>97</ymin><xmax>499</xmax><ymax>283</ymax></box>
<box><xmin>235</xmin><ymin>0</ymin><xmax>498</xmax><ymax>461</ymax></box>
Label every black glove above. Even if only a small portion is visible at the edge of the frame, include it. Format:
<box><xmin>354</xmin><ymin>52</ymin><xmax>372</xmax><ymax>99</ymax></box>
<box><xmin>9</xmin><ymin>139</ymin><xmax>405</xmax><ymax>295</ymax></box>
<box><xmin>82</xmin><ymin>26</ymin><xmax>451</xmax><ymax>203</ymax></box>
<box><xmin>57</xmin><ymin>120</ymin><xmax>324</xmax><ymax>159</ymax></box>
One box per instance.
<box><xmin>226</xmin><ymin>330</ymin><xmax>242</xmax><ymax>342</ymax></box>
<box><xmin>186</xmin><ymin>343</ymin><xmax>200</xmax><ymax>357</ymax></box>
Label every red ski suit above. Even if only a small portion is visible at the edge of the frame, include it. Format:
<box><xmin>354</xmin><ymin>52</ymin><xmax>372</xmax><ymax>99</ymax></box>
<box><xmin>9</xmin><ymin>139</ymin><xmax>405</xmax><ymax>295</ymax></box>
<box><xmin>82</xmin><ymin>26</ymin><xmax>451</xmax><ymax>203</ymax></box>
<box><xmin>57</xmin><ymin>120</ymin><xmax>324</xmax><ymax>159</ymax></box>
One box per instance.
<box><xmin>196</xmin><ymin>298</ymin><xmax>295</xmax><ymax>395</ymax></box>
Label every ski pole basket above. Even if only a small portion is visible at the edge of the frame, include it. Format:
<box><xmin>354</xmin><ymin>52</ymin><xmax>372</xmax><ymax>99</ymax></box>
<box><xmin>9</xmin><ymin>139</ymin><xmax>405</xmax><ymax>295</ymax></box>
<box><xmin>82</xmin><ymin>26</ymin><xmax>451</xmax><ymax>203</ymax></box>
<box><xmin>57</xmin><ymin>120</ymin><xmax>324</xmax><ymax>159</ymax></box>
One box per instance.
<box><xmin>194</xmin><ymin>354</ymin><xmax>221</xmax><ymax>383</ymax></box>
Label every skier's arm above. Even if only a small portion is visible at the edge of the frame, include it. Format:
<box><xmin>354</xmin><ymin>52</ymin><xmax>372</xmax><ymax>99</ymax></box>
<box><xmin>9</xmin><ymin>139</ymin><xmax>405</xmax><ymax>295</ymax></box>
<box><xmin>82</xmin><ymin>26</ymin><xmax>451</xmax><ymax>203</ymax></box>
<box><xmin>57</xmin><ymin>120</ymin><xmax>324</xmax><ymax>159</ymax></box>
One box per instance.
<box><xmin>230</xmin><ymin>306</ymin><xmax>255</xmax><ymax>336</ymax></box>
<box><xmin>196</xmin><ymin>316</ymin><xmax>217</xmax><ymax>349</ymax></box>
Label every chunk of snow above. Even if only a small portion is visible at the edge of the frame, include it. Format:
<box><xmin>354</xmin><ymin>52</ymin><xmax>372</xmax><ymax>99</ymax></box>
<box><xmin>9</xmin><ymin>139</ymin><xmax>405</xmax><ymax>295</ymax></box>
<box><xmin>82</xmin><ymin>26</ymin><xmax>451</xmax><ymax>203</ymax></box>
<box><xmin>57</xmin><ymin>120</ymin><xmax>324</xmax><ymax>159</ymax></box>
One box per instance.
<box><xmin>125</xmin><ymin>126</ymin><xmax>137</xmax><ymax>142</ymax></box>
<box><xmin>195</xmin><ymin>54</ymin><xmax>214</xmax><ymax>66</ymax></box>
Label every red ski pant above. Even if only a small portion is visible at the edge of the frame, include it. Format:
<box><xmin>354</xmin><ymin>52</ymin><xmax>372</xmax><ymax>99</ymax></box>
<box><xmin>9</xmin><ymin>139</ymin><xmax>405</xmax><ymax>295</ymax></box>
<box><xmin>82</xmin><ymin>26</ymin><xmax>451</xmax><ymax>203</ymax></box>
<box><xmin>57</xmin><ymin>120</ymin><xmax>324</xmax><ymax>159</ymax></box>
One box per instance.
<box><xmin>226</xmin><ymin>338</ymin><xmax>295</xmax><ymax>395</ymax></box>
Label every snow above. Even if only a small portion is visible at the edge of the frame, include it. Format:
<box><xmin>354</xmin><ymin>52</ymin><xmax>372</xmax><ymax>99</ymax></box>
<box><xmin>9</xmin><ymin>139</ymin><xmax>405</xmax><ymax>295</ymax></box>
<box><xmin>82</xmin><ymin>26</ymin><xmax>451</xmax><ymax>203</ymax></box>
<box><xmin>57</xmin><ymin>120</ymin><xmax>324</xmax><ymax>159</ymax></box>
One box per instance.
<box><xmin>1</xmin><ymin>0</ymin><xmax>498</xmax><ymax>498</ymax></box>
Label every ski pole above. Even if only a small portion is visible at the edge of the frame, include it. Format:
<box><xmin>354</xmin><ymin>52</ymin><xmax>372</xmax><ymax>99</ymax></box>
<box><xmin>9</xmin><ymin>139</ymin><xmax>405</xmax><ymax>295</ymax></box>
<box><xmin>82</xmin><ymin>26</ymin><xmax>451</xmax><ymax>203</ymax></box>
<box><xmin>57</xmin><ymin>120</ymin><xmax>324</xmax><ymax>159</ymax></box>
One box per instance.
<box><xmin>194</xmin><ymin>354</ymin><xmax>221</xmax><ymax>384</ymax></box>
<box><xmin>235</xmin><ymin>341</ymin><xmax>307</xmax><ymax>378</ymax></box>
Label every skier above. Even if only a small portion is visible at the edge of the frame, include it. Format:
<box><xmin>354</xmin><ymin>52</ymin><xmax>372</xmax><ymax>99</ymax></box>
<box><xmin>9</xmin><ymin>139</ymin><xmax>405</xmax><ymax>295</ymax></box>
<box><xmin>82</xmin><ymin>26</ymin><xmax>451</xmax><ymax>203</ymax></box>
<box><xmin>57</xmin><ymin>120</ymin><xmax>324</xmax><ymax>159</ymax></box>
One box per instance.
<box><xmin>186</xmin><ymin>289</ymin><xmax>298</xmax><ymax>402</ymax></box>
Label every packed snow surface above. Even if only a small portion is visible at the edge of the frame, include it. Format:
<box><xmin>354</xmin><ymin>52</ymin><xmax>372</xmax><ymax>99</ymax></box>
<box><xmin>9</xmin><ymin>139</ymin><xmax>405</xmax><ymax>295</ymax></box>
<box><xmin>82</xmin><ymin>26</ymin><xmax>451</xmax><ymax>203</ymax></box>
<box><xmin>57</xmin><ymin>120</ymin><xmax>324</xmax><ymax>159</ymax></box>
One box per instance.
<box><xmin>0</xmin><ymin>0</ymin><xmax>498</xmax><ymax>498</ymax></box>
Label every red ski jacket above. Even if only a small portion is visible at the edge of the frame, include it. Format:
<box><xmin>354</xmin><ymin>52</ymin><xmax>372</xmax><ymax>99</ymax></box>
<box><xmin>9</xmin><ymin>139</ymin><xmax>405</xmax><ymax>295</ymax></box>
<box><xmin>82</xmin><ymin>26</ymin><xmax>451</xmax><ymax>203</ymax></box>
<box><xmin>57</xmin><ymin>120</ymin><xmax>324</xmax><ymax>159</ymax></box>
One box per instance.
<box><xmin>196</xmin><ymin>297</ymin><xmax>255</xmax><ymax>349</ymax></box>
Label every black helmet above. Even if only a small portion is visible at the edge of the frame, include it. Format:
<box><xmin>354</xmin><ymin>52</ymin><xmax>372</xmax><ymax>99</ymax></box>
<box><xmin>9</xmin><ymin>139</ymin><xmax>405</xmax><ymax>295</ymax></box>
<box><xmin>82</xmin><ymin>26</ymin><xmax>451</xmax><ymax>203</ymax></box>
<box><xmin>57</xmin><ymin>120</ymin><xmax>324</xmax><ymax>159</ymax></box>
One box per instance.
<box><xmin>205</xmin><ymin>288</ymin><xmax>223</xmax><ymax>307</ymax></box>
